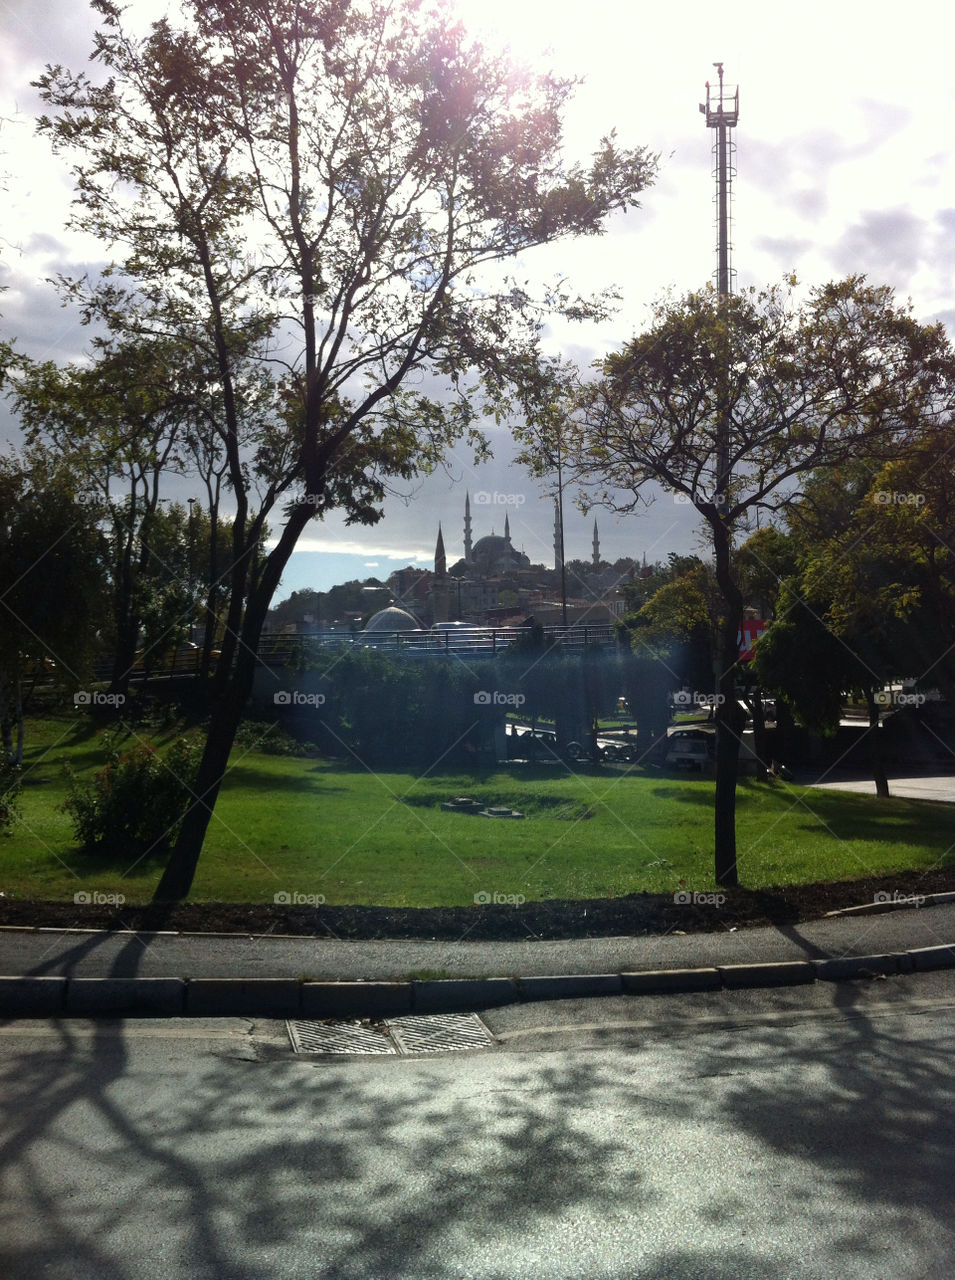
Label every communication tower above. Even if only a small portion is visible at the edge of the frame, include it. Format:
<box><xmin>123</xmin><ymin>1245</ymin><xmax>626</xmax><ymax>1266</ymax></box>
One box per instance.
<box><xmin>699</xmin><ymin>63</ymin><xmax>738</xmax><ymax>296</ymax></box>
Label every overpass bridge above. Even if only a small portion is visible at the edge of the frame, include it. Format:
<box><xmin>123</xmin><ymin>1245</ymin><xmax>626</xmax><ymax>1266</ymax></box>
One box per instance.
<box><xmin>256</xmin><ymin>624</ymin><xmax>620</xmax><ymax>665</ymax></box>
<box><xmin>72</xmin><ymin>624</ymin><xmax>620</xmax><ymax>689</ymax></box>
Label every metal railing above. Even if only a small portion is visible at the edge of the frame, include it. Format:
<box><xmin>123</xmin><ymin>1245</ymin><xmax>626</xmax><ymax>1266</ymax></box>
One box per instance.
<box><xmin>61</xmin><ymin>625</ymin><xmax>620</xmax><ymax>687</ymax></box>
<box><xmin>256</xmin><ymin>624</ymin><xmax>619</xmax><ymax>664</ymax></box>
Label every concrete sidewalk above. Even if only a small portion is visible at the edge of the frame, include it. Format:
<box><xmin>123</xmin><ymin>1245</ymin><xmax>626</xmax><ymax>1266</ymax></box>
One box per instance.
<box><xmin>806</xmin><ymin>774</ymin><xmax>955</xmax><ymax>802</ymax></box>
<box><xmin>1</xmin><ymin>900</ymin><xmax>953</xmax><ymax>1017</ymax></box>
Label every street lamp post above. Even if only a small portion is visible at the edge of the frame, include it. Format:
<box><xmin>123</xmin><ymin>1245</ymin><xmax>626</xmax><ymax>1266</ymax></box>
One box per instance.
<box><xmin>556</xmin><ymin>440</ymin><xmax>567</xmax><ymax>629</ymax></box>
<box><xmin>187</xmin><ymin>497</ymin><xmax>197</xmax><ymax>643</ymax></box>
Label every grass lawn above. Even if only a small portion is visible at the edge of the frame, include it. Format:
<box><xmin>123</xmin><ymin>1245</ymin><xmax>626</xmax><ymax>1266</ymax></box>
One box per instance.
<box><xmin>4</xmin><ymin>715</ymin><xmax>954</xmax><ymax>907</ymax></box>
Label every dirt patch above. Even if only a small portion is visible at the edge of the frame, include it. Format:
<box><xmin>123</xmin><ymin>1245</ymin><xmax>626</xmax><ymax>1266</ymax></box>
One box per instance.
<box><xmin>1</xmin><ymin>867</ymin><xmax>953</xmax><ymax>940</ymax></box>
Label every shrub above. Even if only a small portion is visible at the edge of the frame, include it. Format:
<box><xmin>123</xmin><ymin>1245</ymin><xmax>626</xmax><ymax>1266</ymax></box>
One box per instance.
<box><xmin>62</xmin><ymin>733</ymin><xmax>201</xmax><ymax>858</ymax></box>
<box><xmin>233</xmin><ymin>719</ymin><xmax>318</xmax><ymax>757</ymax></box>
<box><xmin>0</xmin><ymin>757</ymin><xmax>22</xmax><ymax>835</ymax></box>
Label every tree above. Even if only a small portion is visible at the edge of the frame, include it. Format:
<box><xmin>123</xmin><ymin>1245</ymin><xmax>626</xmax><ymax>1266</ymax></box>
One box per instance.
<box><xmin>753</xmin><ymin>565</ymin><xmax>909</xmax><ymax>798</ymax></box>
<box><xmin>0</xmin><ymin>449</ymin><xmax>110</xmax><ymax>761</ymax></box>
<box><xmin>734</xmin><ymin>526</ymin><xmax>797</xmax><ymax>621</ymax></box>
<box><xmin>268</xmin><ymin>588</ymin><xmax>325</xmax><ymax>630</ymax></box>
<box><xmin>549</xmin><ymin>277</ymin><xmax>955</xmax><ymax>885</ymax></box>
<box><xmin>7</xmin><ymin>332</ymin><xmax>247</xmax><ymax>691</ymax></box>
<box><xmin>10</xmin><ymin>337</ymin><xmax>198</xmax><ymax>695</ymax></box>
<box><xmin>755</xmin><ymin>441</ymin><xmax>955</xmax><ymax>794</ymax></box>
<box><xmin>35</xmin><ymin>0</ymin><xmax>656</xmax><ymax>898</ymax></box>
<box><xmin>624</xmin><ymin>561</ymin><xmax>719</xmax><ymax>697</ymax></box>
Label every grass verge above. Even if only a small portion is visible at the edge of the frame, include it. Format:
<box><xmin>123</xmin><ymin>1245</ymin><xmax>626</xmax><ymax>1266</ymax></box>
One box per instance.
<box><xmin>3</xmin><ymin>715</ymin><xmax>953</xmax><ymax>908</ymax></box>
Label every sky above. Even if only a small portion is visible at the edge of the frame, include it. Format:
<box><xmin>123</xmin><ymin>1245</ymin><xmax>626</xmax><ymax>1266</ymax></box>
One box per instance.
<box><xmin>1</xmin><ymin>0</ymin><xmax>953</xmax><ymax>596</ymax></box>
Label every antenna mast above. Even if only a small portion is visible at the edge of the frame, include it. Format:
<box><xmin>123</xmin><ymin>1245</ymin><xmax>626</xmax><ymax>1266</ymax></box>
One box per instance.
<box><xmin>700</xmin><ymin>62</ymin><xmax>739</xmax><ymax>296</ymax></box>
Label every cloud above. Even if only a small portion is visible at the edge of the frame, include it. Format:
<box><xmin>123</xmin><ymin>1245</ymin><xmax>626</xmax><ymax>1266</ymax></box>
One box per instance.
<box><xmin>930</xmin><ymin>307</ymin><xmax>955</xmax><ymax>334</ymax></box>
<box><xmin>265</xmin><ymin>536</ymin><xmax>433</xmax><ymax>561</ymax></box>
<box><xmin>754</xmin><ymin>234</ymin><xmax>813</xmax><ymax>266</ymax></box>
<box><xmin>788</xmin><ymin>189</ymin><xmax>828</xmax><ymax>220</ymax></box>
<box><xmin>832</xmin><ymin>207</ymin><xmax>929</xmax><ymax>278</ymax></box>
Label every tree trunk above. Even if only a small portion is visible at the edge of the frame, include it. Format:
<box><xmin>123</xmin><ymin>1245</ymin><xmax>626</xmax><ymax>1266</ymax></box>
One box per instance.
<box><xmin>199</xmin><ymin>502</ymin><xmax>220</xmax><ymax>683</ymax></box>
<box><xmin>14</xmin><ymin>676</ymin><xmax>24</xmax><ymax>766</ymax></box>
<box><xmin>866</xmin><ymin>689</ymin><xmax>890</xmax><ymax>798</ymax></box>
<box><xmin>151</xmin><ymin>676</ymin><xmax>248</xmax><ymax>901</ymax></box>
<box><xmin>0</xmin><ymin>672</ymin><xmax>12</xmax><ymax>759</ymax></box>
<box><xmin>711</xmin><ymin>517</ymin><xmax>743</xmax><ymax>887</ymax></box>
<box><xmin>153</xmin><ymin>508</ymin><xmax>314</xmax><ymax>902</ymax></box>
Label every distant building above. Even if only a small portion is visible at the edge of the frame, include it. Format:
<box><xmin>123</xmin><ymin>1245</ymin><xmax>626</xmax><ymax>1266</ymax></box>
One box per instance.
<box><xmin>420</xmin><ymin>493</ymin><xmax>635</xmax><ymax>626</ymax></box>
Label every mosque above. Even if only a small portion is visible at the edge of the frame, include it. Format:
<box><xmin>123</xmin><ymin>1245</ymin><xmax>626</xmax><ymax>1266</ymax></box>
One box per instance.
<box><xmin>384</xmin><ymin>491</ymin><xmax>627</xmax><ymax>628</ymax></box>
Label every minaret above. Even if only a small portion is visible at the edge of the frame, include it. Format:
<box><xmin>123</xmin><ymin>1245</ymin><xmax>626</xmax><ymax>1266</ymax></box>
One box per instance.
<box><xmin>463</xmin><ymin>491</ymin><xmax>473</xmax><ymax>563</ymax></box>
<box><xmin>432</xmin><ymin>523</ymin><xmax>449</xmax><ymax>623</ymax></box>
<box><xmin>592</xmin><ymin>519</ymin><xmax>600</xmax><ymax>570</ymax></box>
<box><xmin>504</xmin><ymin>512</ymin><xmax>511</xmax><ymax>544</ymax></box>
<box><xmin>554</xmin><ymin>500</ymin><xmax>562</xmax><ymax>572</ymax></box>
<box><xmin>435</xmin><ymin>523</ymin><xmax>446</xmax><ymax>578</ymax></box>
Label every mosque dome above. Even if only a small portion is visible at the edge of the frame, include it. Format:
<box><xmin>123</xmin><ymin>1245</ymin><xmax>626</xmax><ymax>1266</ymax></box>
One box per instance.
<box><xmin>470</xmin><ymin>534</ymin><xmax>530</xmax><ymax>572</ymax></box>
<box><xmin>364</xmin><ymin>606</ymin><xmax>421</xmax><ymax>632</ymax></box>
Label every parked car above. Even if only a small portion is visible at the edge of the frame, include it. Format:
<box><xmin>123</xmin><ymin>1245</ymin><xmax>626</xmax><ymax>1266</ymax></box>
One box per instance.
<box><xmin>664</xmin><ymin>727</ymin><xmax>715</xmax><ymax>771</ymax></box>
<box><xmin>565</xmin><ymin>735</ymin><xmax>635</xmax><ymax>763</ymax></box>
<box><xmin>505</xmin><ymin>723</ymin><xmax>560</xmax><ymax>759</ymax></box>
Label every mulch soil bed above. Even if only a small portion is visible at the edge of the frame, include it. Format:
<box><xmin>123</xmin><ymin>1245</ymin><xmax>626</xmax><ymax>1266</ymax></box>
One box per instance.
<box><xmin>2</xmin><ymin>868</ymin><xmax>954</xmax><ymax>940</ymax></box>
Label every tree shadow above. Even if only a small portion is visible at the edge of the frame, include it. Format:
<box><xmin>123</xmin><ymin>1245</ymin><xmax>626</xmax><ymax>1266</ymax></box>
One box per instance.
<box><xmin>219</xmin><ymin>762</ymin><xmax>349</xmax><ymax>796</ymax></box>
<box><xmin>1</xmin><ymin>980</ymin><xmax>951</xmax><ymax>1277</ymax></box>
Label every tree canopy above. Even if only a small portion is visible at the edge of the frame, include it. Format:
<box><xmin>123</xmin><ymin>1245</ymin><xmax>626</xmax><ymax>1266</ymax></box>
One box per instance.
<box><xmin>529</xmin><ymin>277</ymin><xmax>955</xmax><ymax>884</ymax></box>
<box><xmin>32</xmin><ymin>0</ymin><xmax>657</xmax><ymax>897</ymax></box>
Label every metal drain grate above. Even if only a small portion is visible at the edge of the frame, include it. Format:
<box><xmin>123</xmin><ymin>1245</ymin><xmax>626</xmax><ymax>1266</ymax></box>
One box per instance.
<box><xmin>287</xmin><ymin>1020</ymin><xmax>397</xmax><ymax>1055</ymax></box>
<box><xmin>287</xmin><ymin>1013</ymin><xmax>496</xmax><ymax>1056</ymax></box>
<box><xmin>385</xmin><ymin>1013</ymin><xmax>496</xmax><ymax>1055</ymax></box>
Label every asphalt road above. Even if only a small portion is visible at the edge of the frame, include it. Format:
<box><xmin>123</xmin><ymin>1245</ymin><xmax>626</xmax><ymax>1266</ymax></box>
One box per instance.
<box><xmin>3</xmin><ymin>970</ymin><xmax>954</xmax><ymax>1278</ymax></box>
<box><xmin>2</xmin><ymin>902</ymin><xmax>952</xmax><ymax>980</ymax></box>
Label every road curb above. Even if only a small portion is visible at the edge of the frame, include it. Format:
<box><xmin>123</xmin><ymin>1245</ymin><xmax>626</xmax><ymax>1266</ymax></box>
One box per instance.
<box><xmin>517</xmin><ymin>974</ymin><xmax>623</xmax><ymax>1001</ymax></box>
<box><xmin>812</xmin><ymin>954</ymin><xmax>911</xmax><ymax>981</ymax></box>
<box><xmin>907</xmin><ymin>944</ymin><xmax>955</xmax><ymax>971</ymax></box>
<box><xmin>66</xmin><ymin>977</ymin><xmax>186</xmax><ymax>1015</ymax></box>
<box><xmin>621</xmin><ymin>967</ymin><xmax>722</xmax><ymax>994</ymax></box>
<box><xmin>1</xmin><ymin>944</ymin><xmax>953</xmax><ymax>1018</ymax></box>
<box><xmin>412</xmin><ymin>978</ymin><xmax>519</xmax><ymax>1012</ymax></box>
<box><xmin>0</xmin><ymin>976</ymin><xmax>66</xmax><ymax>1016</ymax></box>
<box><xmin>719</xmin><ymin>961</ymin><xmax>816</xmax><ymax>988</ymax></box>
<box><xmin>185</xmin><ymin>979</ymin><xmax>302</xmax><ymax>1016</ymax></box>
